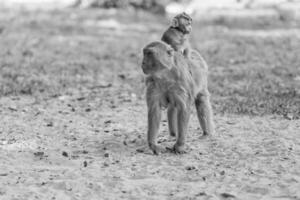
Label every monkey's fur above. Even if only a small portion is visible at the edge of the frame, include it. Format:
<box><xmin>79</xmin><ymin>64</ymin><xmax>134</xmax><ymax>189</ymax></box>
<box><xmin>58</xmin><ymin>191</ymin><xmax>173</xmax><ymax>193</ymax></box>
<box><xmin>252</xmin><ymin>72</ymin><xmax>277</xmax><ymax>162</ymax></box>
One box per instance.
<box><xmin>161</xmin><ymin>12</ymin><xmax>192</xmax><ymax>58</ymax></box>
<box><xmin>141</xmin><ymin>41</ymin><xmax>214</xmax><ymax>155</ymax></box>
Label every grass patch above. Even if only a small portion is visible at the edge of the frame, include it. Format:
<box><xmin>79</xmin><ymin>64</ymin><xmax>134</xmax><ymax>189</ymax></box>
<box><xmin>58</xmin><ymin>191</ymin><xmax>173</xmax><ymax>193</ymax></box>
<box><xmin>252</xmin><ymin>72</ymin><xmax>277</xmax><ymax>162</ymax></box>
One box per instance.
<box><xmin>0</xmin><ymin>9</ymin><xmax>299</xmax><ymax>118</ymax></box>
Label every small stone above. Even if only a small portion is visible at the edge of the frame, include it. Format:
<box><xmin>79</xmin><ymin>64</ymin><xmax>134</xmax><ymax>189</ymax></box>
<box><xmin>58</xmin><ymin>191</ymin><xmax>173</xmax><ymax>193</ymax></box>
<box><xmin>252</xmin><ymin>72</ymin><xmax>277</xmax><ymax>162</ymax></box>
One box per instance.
<box><xmin>82</xmin><ymin>150</ymin><xmax>88</xmax><ymax>154</ymax></box>
<box><xmin>46</xmin><ymin>122</ymin><xmax>53</xmax><ymax>127</ymax></box>
<box><xmin>103</xmin><ymin>162</ymin><xmax>109</xmax><ymax>167</ymax></box>
<box><xmin>71</xmin><ymin>155</ymin><xmax>79</xmax><ymax>159</ymax></box>
<box><xmin>62</xmin><ymin>151</ymin><xmax>68</xmax><ymax>157</ymax></box>
<box><xmin>8</xmin><ymin>106</ymin><xmax>17</xmax><ymax>111</ymax></box>
<box><xmin>220</xmin><ymin>193</ymin><xmax>235</xmax><ymax>198</ymax></box>
<box><xmin>130</xmin><ymin>139</ymin><xmax>136</xmax><ymax>143</ymax></box>
<box><xmin>83</xmin><ymin>161</ymin><xmax>87</xmax><ymax>167</ymax></box>
<box><xmin>196</xmin><ymin>192</ymin><xmax>207</xmax><ymax>196</ymax></box>
<box><xmin>118</xmin><ymin>74</ymin><xmax>126</xmax><ymax>79</ymax></box>
<box><xmin>77</xmin><ymin>97</ymin><xmax>85</xmax><ymax>101</ymax></box>
<box><xmin>104</xmin><ymin>153</ymin><xmax>109</xmax><ymax>157</ymax></box>
<box><xmin>185</xmin><ymin>166</ymin><xmax>196</xmax><ymax>171</ymax></box>
<box><xmin>136</xmin><ymin>148</ymin><xmax>144</xmax><ymax>153</ymax></box>
<box><xmin>34</xmin><ymin>152</ymin><xmax>44</xmax><ymax>157</ymax></box>
<box><xmin>22</xmin><ymin>50</ymin><xmax>33</xmax><ymax>57</ymax></box>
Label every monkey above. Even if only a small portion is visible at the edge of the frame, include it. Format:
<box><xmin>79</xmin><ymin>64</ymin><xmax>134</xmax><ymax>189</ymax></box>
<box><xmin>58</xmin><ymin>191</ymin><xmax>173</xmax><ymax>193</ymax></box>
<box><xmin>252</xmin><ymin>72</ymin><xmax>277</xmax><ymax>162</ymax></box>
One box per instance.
<box><xmin>161</xmin><ymin>12</ymin><xmax>192</xmax><ymax>58</ymax></box>
<box><xmin>141</xmin><ymin>41</ymin><xmax>214</xmax><ymax>155</ymax></box>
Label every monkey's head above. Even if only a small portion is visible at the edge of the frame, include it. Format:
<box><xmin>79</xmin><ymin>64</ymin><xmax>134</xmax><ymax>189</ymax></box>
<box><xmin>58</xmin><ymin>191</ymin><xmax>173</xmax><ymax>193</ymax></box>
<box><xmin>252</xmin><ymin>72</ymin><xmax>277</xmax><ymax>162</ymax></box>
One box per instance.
<box><xmin>141</xmin><ymin>41</ymin><xmax>174</xmax><ymax>75</ymax></box>
<box><xmin>171</xmin><ymin>12</ymin><xmax>192</xmax><ymax>34</ymax></box>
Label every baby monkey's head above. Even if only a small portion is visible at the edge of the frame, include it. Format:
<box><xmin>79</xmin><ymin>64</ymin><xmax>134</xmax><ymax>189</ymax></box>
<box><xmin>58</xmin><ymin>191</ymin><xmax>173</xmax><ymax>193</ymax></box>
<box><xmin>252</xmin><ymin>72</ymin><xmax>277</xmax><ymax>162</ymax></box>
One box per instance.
<box><xmin>171</xmin><ymin>12</ymin><xmax>192</xmax><ymax>34</ymax></box>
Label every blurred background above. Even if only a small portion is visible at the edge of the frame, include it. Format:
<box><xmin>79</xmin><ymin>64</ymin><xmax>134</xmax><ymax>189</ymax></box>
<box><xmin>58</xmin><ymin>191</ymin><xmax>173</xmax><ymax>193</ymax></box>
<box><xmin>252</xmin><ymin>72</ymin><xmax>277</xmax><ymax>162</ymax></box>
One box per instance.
<box><xmin>0</xmin><ymin>0</ymin><xmax>299</xmax><ymax>119</ymax></box>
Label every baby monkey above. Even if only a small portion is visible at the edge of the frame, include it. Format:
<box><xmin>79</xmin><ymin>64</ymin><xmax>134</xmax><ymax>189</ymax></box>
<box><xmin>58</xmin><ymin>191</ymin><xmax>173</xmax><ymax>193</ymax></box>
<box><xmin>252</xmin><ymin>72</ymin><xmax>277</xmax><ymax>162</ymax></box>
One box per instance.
<box><xmin>161</xmin><ymin>12</ymin><xmax>192</xmax><ymax>58</ymax></box>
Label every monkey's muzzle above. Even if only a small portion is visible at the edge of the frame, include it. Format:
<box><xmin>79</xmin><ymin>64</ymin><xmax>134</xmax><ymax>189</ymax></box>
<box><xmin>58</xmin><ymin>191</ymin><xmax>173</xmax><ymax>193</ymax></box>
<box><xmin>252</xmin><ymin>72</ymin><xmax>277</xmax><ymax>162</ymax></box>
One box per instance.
<box><xmin>141</xmin><ymin>63</ymin><xmax>150</xmax><ymax>75</ymax></box>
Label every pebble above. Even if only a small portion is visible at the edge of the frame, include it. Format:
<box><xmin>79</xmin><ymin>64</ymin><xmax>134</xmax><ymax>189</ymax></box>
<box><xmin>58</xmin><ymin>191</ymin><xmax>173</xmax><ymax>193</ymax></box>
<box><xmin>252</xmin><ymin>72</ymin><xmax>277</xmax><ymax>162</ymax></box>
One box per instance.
<box><xmin>62</xmin><ymin>151</ymin><xmax>68</xmax><ymax>157</ymax></box>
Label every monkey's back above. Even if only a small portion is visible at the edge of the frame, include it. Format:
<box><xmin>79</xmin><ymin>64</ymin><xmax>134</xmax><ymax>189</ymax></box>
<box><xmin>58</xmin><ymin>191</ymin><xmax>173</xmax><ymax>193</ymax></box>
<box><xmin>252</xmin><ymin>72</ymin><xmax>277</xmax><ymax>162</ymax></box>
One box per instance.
<box><xmin>165</xmin><ymin>50</ymin><xmax>209</xmax><ymax>97</ymax></box>
<box><xmin>161</xmin><ymin>51</ymin><xmax>207</xmax><ymax>97</ymax></box>
<box><xmin>161</xmin><ymin>27</ymin><xmax>187</xmax><ymax>51</ymax></box>
<box><xmin>161</xmin><ymin>52</ymin><xmax>196</xmax><ymax>104</ymax></box>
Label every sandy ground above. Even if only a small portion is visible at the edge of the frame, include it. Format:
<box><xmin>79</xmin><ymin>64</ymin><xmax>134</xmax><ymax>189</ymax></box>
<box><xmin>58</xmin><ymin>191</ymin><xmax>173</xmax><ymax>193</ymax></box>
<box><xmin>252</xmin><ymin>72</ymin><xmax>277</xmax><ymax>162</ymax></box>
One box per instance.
<box><xmin>0</xmin><ymin>9</ymin><xmax>300</xmax><ymax>200</ymax></box>
<box><xmin>0</xmin><ymin>95</ymin><xmax>300</xmax><ymax>200</ymax></box>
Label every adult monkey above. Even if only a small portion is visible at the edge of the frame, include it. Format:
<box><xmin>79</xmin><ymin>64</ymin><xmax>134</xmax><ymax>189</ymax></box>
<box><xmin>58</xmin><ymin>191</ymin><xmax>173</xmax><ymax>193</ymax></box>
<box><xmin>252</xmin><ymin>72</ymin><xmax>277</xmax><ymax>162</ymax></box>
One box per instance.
<box><xmin>161</xmin><ymin>12</ymin><xmax>192</xmax><ymax>58</ymax></box>
<box><xmin>141</xmin><ymin>41</ymin><xmax>214</xmax><ymax>155</ymax></box>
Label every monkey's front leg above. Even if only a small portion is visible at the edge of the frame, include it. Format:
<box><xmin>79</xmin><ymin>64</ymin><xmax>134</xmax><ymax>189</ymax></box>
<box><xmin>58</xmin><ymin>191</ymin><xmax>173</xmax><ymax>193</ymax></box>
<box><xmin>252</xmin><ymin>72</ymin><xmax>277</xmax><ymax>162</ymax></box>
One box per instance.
<box><xmin>147</xmin><ymin>103</ymin><xmax>165</xmax><ymax>155</ymax></box>
<box><xmin>172</xmin><ymin>107</ymin><xmax>190</xmax><ymax>154</ymax></box>
<box><xmin>167</xmin><ymin>106</ymin><xmax>177</xmax><ymax>137</ymax></box>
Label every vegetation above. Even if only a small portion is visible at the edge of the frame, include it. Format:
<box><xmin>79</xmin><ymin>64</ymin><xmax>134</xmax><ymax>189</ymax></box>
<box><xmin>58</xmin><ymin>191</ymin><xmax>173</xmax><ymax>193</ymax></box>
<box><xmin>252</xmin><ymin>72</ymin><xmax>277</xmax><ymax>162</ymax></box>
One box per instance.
<box><xmin>0</xmin><ymin>9</ymin><xmax>299</xmax><ymax>118</ymax></box>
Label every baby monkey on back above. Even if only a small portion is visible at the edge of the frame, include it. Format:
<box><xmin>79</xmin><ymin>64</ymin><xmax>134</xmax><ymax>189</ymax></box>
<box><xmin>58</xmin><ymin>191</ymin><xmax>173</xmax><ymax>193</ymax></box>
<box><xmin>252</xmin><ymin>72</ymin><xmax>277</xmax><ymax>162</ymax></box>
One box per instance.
<box><xmin>161</xmin><ymin>12</ymin><xmax>192</xmax><ymax>58</ymax></box>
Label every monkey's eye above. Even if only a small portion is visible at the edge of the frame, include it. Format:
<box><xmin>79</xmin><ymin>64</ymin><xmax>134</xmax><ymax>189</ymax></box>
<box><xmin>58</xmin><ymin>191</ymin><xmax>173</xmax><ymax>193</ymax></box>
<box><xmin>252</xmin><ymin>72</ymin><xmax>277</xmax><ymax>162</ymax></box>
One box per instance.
<box><xmin>185</xmin><ymin>20</ymin><xmax>191</xmax><ymax>25</ymax></box>
<box><xmin>167</xmin><ymin>49</ymin><xmax>173</xmax><ymax>57</ymax></box>
<box><xmin>144</xmin><ymin>50</ymin><xmax>153</xmax><ymax>56</ymax></box>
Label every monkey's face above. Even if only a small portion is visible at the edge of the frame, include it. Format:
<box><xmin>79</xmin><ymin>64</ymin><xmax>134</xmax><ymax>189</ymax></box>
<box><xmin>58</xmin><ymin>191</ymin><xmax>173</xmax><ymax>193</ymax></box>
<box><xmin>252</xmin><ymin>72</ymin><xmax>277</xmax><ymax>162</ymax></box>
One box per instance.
<box><xmin>141</xmin><ymin>42</ymin><xmax>174</xmax><ymax>75</ymax></box>
<box><xmin>178</xmin><ymin>17</ymin><xmax>192</xmax><ymax>34</ymax></box>
<box><xmin>172</xmin><ymin>13</ymin><xmax>192</xmax><ymax>34</ymax></box>
<box><xmin>142</xmin><ymin>49</ymin><xmax>156</xmax><ymax>74</ymax></box>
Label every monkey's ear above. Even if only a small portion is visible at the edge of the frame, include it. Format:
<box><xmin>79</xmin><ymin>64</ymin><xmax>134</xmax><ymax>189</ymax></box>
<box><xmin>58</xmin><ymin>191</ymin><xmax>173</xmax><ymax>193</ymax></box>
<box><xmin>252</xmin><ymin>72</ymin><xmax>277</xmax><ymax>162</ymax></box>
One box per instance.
<box><xmin>171</xmin><ymin>18</ymin><xmax>179</xmax><ymax>28</ymax></box>
<box><xmin>164</xmin><ymin>47</ymin><xmax>174</xmax><ymax>70</ymax></box>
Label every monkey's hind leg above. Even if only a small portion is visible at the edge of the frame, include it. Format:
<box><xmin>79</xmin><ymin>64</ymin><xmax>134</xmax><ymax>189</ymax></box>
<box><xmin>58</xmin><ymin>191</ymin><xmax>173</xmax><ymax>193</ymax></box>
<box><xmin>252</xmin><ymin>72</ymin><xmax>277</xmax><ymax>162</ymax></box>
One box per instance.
<box><xmin>195</xmin><ymin>93</ymin><xmax>215</xmax><ymax>137</ymax></box>
<box><xmin>167</xmin><ymin>106</ymin><xmax>177</xmax><ymax>137</ymax></box>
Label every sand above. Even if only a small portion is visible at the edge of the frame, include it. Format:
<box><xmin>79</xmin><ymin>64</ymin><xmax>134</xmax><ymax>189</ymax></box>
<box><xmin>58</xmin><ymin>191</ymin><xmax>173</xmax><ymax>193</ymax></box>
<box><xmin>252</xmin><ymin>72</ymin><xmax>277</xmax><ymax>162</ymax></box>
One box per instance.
<box><xmin>0</xmin><ymin>95</ymin><xmax>299</xmax><ymax>200</ymax></box>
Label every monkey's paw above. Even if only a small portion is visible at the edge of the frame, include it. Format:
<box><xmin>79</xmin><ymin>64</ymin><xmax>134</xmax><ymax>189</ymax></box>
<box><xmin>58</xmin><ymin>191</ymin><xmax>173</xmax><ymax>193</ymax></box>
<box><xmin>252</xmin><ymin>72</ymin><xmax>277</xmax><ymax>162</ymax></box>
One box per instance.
<box><xmin>200</xmin><ymin>131</ymin><xmax>213</xmax><ymax>139</ymax></box>
<box><xmin>170</xmin><ymin>131</ymin><xmax>176</xmax><ymax>137</ymax></box>
<box><xmin>149</xmin><ymin>144</ymin><xmax>166</xmax><ymax>155</ymax></box>
<box><xmin>168</xmin><ymin>144</ymin><xmax>187</xmax><ymax>154</ymax></box>
<box><xmin>200</xmin><ymin>133</ymin><xmax>209</xmax><ymax>139</ymax></box>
